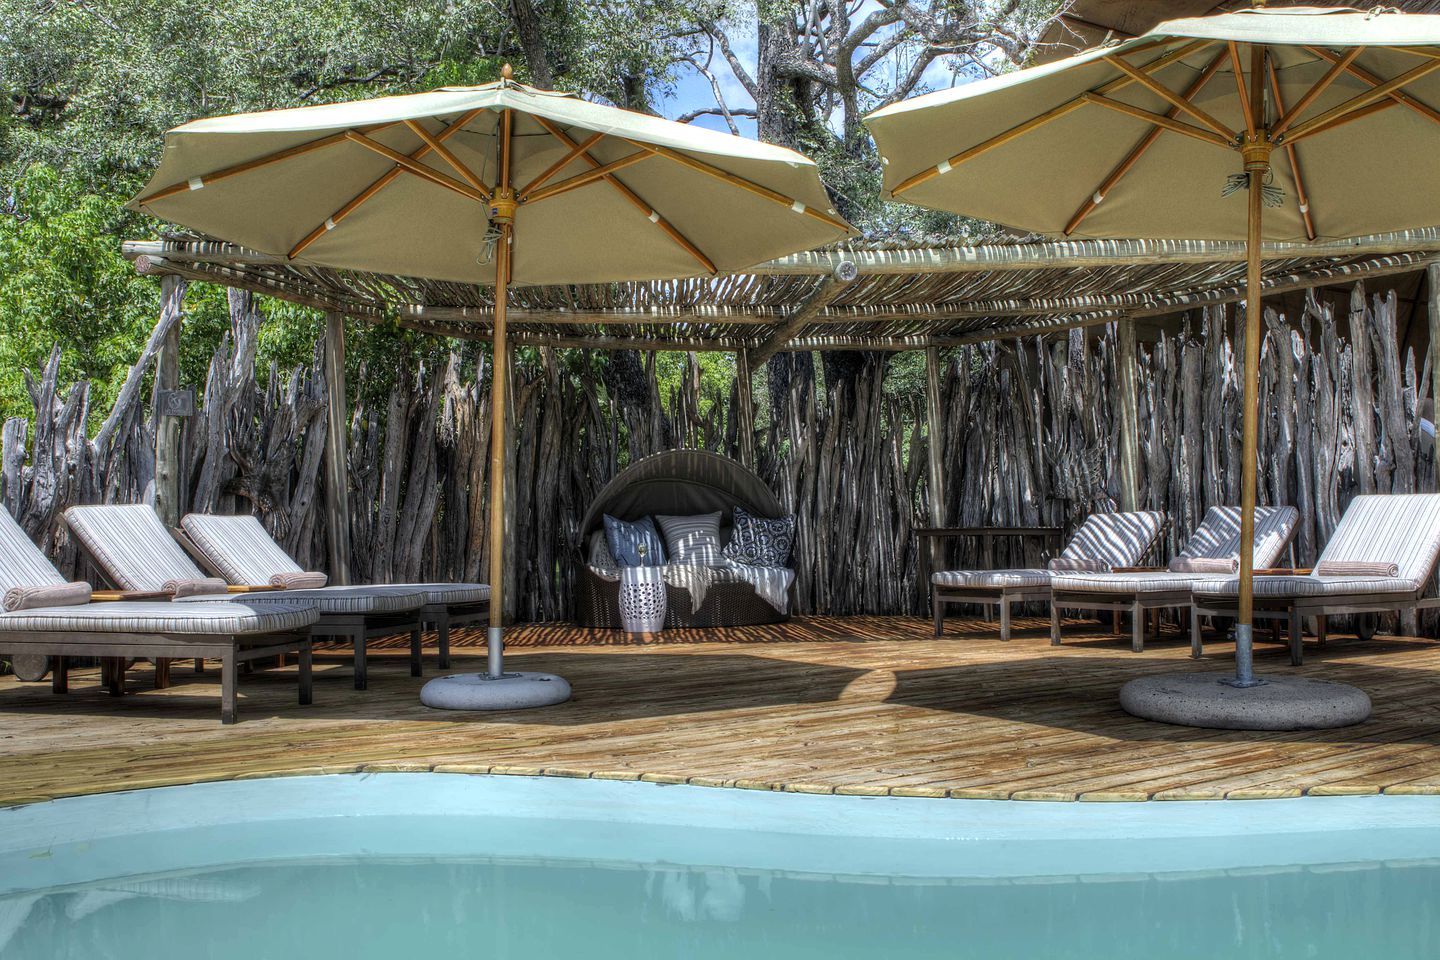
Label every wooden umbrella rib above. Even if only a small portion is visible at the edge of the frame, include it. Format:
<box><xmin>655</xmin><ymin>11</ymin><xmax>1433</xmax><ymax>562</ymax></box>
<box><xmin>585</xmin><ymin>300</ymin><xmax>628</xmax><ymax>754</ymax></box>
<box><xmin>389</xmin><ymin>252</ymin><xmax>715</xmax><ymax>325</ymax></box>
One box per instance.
<box><xmin>629</xmin><ymin>140</ymin><xmax>851</xmax><ymax>231</ymax></box>
<box><xmin>1271</xmin><ymin>47</ymin><xmax>1363</xmax><ymax>137</ymax></box>
<box><xmin>342</xmin><ymin>130</ymin><xmax>489</xmax><ymax>202</ymax></box>
<box><xmin>1283</xmin><ymin>98</ymin><xmax>1400</xmax><ymax>145</ymax></box>
<box><xmin>531</xmin><ymin>116</ymin><xmax>715</xmax><ymax>273</ymax></box>
<box><xmin>520</xmin><ymin>149</ymin><xmax>654</xmax><ymax>203</ymax></box>
<box><xmin>1268</xmin><ymin>59</ymin><xmax>1316</xmax><ymax>241</ymax></box>
<box><xmin>890</xmin><ymin>39</ymin><xmax>1214</xmax><ymax>197</ymax></box>
<box><xmin>1307</xmin><ymin>46</ymin><xmax>1440</xmax><ymax>127</ymax></box>
<box><xmin>1079</xmin><ymin>93</ymin><xmax>1236</xmax><ymax>149</ymax></box>
<box><xmin>1229</xmin><ymin>42</ymin><xmax>1256</xmax><ymax>139</ymax></box>
<box><xmin>290</xmin><ymin>110</ymin><xmax>485</xmax><ymax>259</ymax></box>
<box><xmin>1282</xmin><ymin>57</ymin><xmax>1440</xmax><ymax>144</ymax></box>
<box><xmin>1065</xmin><ymin>48</ymin><xmax>1228</xmax><ymax>236</ymax></box>
<box><xmin>517</xmin><ymin>131</ymin><xmax>605</xmax><ymax>197</ymax></box>
<box><xmin>402</xmin><ymin>119</ymin><xmax>491</xmax><ymax>200</ymax></box>
<box><xmin>137</xmin><ymin>122</ymin><xmax>401</xmax><ymax>205</ymax></box>
<box><xmin>1102</xmin><ymin>54</ymin><xmax>1235</xmax><ymax>139</ymax></box>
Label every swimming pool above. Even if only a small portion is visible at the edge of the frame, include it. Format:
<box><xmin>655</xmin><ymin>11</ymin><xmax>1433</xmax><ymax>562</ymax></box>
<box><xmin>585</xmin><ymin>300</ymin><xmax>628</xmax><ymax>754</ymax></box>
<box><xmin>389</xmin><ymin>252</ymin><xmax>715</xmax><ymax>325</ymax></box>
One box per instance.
<box><xmin>3</xmin><ymin>774</ymin><xmax>1439</xmax><ymax>958</ymax></box>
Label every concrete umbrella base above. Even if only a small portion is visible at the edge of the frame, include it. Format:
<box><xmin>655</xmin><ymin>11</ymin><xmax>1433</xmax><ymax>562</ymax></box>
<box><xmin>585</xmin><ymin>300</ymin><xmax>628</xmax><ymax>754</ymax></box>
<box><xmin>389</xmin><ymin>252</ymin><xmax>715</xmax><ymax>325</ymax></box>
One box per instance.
<box><xmin>1120</xmin><ymin>672</ymin><xmax>1371</xmax><ymax>731</ymax></box>
<box><xmin>420</xmin><ymin>672</ymin><xmax>572</xmax><ymax>711</ymax></box>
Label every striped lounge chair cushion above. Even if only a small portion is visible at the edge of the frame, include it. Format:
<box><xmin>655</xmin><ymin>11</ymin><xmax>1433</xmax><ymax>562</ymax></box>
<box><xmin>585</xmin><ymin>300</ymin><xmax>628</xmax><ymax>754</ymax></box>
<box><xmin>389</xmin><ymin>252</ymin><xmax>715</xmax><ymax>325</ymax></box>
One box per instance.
<box><xmin>394</xmin><ymin>583</ymin><xmax>491</xmax><ymax>605</ymax></box>
<box><xmin>1050</xmin><ymin>570</ymin><xmax>1227</xmax><ymax>595</ymax></box>
<box><xmin>0</xmin><ymin>509</ymin><xmax>68</xmax><ymax>592</ymax></box>
<box><xmin>64</xmin><ymin>504</ymin><xmax>206</xmax><ymax>591</ymax></box>
<box><xmin>180</xmin><ymin>513</ymin><xmax>307</xmax><ymax>585</ymax></box>
<box><xmin>1192</xmin><ymin>574</ymin><xmax>1419</xmax><ymax>600</ymax></box>
<box><xmin>1170</xmin><ymin>505</ymin><xmax>1299</xmax><ymax>569</ymax></box>
<box><xmin>0</xmin><ymin>600</ymin><xmax>318</xmax><ymax>635</ymax></box>
<box><xmin>932</xmin><ymin>569</ymin><xmax>1050</xmax><ymax>590</ymax></box>
<box><xmin>1058</xmin><ymin>511</ymin><xmax>1165</xmax><ymax>567</ymax></box>
<box><xmin>173</xmin><ymin>584</ymin><xmax>426</xmax><ymax>615</ymax></box>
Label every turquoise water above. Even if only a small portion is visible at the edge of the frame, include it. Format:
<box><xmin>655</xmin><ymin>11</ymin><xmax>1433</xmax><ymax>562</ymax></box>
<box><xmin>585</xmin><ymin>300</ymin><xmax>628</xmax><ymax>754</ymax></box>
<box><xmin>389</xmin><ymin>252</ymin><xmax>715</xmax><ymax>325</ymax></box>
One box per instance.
<box><xmin>3</xmin><ymin>775</ymin><xmax>1440</xmax><ymax>959</ymax></box>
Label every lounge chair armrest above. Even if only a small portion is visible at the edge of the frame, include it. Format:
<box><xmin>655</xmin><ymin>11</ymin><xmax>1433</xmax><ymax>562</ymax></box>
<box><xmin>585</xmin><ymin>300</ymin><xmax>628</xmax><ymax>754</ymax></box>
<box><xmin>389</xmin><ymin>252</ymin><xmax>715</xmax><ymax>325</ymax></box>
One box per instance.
<box><xmin>225</xmin><ymin>584</ymin><xmax>283</xmax><ymax>593</ymax></box>
<box><xmin>1110</xmin><ymin>566</ymin><xmax>1166</xmax><ymax>573</ymax></box>
<box><xmin>89</xmin><ymin>589</ymin><xmax>175</xmax><ymax>602</ymax></box>
<box><xmin>1255</xmin><ymin>567</ymin><xmax>1312</xmax><ymax>576</ymax></box>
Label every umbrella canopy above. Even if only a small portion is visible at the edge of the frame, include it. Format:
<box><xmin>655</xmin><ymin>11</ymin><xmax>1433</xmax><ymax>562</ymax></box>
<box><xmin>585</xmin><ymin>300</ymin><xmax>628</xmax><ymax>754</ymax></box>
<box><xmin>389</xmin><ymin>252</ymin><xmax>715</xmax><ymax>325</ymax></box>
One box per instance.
<box><xmin>868</xmin><ymin>5</ymin><xmax>1440</xmax><ymax>243</ymax></box>
<box><xmin>867</xmin><ymin>5</ymin><xmax>1440</xmax><ymax>688</ymax></box>
<box><xmin>130</xmin><ymin>75</ymin><xmax>852</xmax><ymax>286</ymax></box>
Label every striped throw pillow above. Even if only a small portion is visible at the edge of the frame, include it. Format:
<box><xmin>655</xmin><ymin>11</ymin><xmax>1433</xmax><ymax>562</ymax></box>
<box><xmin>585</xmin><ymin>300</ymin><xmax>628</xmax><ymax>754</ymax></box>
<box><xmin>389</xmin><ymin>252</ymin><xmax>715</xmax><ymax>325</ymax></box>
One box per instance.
<box><xmin>656</xmin><ymin>512</ymin><xmax>725</xmax><ymax>566</ymax></box>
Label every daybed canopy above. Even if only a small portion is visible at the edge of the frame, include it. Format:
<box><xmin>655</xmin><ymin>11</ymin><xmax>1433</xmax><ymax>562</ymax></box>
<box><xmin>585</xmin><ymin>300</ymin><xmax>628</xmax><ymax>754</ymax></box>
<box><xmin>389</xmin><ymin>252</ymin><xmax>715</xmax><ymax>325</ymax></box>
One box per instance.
<box><xmin>579</xmin><ymin>449</ymin><xmax>783</xmax><ymax>536</ymax></box>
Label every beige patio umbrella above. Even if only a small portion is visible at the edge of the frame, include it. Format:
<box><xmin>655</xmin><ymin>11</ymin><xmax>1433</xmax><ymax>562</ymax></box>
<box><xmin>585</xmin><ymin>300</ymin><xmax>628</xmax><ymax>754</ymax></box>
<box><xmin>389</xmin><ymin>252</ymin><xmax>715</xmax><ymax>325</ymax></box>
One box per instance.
<box><xmin>131</xmin><ymin>66</ymin><xmax>853</xmax><ymax>706</ymax></box>
<box><xmin>868</xmin><ymin>5</ymin><xmax>1440</xmax><ymax>692</ymax></box>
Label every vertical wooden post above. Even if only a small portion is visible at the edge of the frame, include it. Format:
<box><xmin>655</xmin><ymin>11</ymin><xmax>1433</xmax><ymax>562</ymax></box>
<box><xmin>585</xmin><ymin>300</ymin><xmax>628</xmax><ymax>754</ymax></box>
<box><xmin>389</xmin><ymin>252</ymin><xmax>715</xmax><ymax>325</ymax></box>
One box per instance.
<box><xmin>486</xmin><ymin>104</ymin><xmax>516</xmax><ymax>679</ymax></box>
<box><xmin>1114</xmin><ymin>320</ymin><xmax>1140</xmax><ymax>512</ymax></box>
<box><xmin>152</xmin><ymin>274</ymin><xmax>185</xmax><ymax>527</ymax></box>
<box><xmin>923</xmin><ymin>346</ymin><xmax>946</xmax><ymax>530</ymax></box>
<box><xmin>736</xmin><ymin>348</ymin><xmax>756</xmax><ymax>468</ymax></box>
<box><xmin>1429</xmin><ymin>261</ymin><xmax>1440</xmax><ymax>493</ymax></box>
<box><xmin>323</xmin><ymin>311</ymin><xmax>353</xmax><ymax>586</ymax></box>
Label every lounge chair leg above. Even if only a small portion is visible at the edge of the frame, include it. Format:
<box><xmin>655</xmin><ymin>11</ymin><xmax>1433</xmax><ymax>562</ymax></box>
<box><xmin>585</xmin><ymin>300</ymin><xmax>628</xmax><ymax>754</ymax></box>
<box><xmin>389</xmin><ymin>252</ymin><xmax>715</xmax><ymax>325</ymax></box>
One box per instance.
<box><xmin>1317</xmin><ymin>615</ymin><xmax>1328</xmax><ymax>646</ymax></box>
<box><xmin>298</xmin><ymin>641</ymin><xmax>314</xmax><ymax>706</ymax></box>
<box><xmin>1131</xmin><ymin>603</ymin><xmax>1145</xmax><ymax>653</ymax></box>
<box><xmin>437</xmin><ymin>611</ymin><xmax>451</xmax><ymax>670</ymax></box>
<box><xmin>154</xmin><ymin>657</ymin><xmax>171</xmax><ymax>690</ymax></box>
<box><xmin>1289</xmin><ymin>610</ymin><xmax>1304</xmax><ymax>666</ymax></box>
<box><xmin>194</xmin><ymin>658</ymin><xmax>204</xmax><ymax>674</ymax></box>
<box><xmin>999</xmin><ymin>598</ymin><xmax>1012</xmax><ymax>643</ymax></box>
<box><xmin>1050</xmin><ymin>604</ymin><xmax>1062</xmax><ymax>646</ymax></box>
<box><xmin>221</xmin><ymin>652</ymin><xmax>238</xmax><ymax>725</ymax></box>
<box><xmin>1190</xmin><ymin>608</ymin><xmax>1203</xmax><ymax>659</ymax></box>
<box><xmin>353</xmin><ymin>628</ymin><xmax>368</xmax><ymax>691</ymax></box>
<box><xmin>52</xmin><ymin>656</ymin><xmax>68</xmax><ymax>694</ymax></box>
<box><xmin>410</xmin><ymin>628</ymin><xmax>423</xmax><ymax>678</ymax></box>
<box><xmin>932</xmin><ymin>595</ymin><xmax>944</xmax><ymax>638</ymax></box>
<box><xmin>106</xmin><ymin>658</ymin><xmax>125</xmax><ymax>697</ymax></box>
<box><xmin>1111</xmin><ymin>611</ymin><xmax>1121</xmax><ymax>636</ymax></box>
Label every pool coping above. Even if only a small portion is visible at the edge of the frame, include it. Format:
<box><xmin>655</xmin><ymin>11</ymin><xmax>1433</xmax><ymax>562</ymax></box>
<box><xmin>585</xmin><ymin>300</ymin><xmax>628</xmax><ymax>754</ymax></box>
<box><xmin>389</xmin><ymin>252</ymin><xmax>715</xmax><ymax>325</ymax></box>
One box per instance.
<box><xmin>5</xmin><ymin>758</ymin><xmax>1439</xmax><ymax>810</ymax></box>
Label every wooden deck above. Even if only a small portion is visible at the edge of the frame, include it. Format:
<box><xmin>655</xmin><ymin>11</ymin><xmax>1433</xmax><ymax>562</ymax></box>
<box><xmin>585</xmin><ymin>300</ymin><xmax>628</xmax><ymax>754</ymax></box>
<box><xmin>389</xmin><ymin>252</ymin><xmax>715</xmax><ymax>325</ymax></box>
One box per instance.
<box><xmin>4</xmin><ymin>615</ymin><xmax>1440</xmax><ymax>806</ymax></box>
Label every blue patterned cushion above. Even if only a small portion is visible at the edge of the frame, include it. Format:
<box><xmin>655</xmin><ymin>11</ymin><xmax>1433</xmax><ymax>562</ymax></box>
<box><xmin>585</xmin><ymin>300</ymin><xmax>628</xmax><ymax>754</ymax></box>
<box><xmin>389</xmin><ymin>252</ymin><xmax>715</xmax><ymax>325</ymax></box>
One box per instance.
<box><xmin>603</xmin><ymin>515</ymin><xmax>666</xmax><ymax>567</ymax></box>
<box><xmin>723</xmin><ymin>506</ymin><xmax>795</xmax><ymax>566</ymax></box>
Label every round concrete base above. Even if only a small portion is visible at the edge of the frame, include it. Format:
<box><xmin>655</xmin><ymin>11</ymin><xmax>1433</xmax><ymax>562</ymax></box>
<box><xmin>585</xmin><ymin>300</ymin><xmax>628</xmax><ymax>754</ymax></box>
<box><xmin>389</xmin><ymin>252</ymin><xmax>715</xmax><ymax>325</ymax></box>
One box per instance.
<box><xmin>420</xmin><ymin>672</ymin><xmax>572</xmax><ymax>711</ymax></box>
<box><xmin>1120</xmin><ymin>672</ymin><xmax>1371</xmax><ymax>731</ymax></box>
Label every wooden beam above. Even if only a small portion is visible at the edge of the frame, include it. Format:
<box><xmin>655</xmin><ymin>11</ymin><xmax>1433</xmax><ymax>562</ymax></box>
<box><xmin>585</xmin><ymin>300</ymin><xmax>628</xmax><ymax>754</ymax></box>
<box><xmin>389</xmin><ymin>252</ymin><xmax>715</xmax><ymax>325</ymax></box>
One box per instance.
<box><xmin>151</xmin><ymin>276</ymin><xmax>185</xmax><ymax>528</ymax></box>
<box><xmin>1113</xmin><ymin>319</ymin><xmax>1140</xmax><ymax>512</ymax></box>
<box><xmin>1268</xmin><ymin>59</ymin><xmax>1316</xmax><ymax>241</ymax></box>
<box><xmin>1271</xmin><ymin>47</ymin><xmax>1362</xmax><ymax>137</ymax></box>
<box><xmin>736</xmin><ymin>348</ymin><xmax>756</xmax><ymax>468</ymax></box>
<box><xmin>750</xmin><ymin>263</ymin><xmax>858</xmax><ymax>363</ymax></box>
<box><xmin>521</xmin><ymin>149</ymin><xmax>655</xmax><ymax>204</ymax></box>
<box><xmin>322</xmin><ymin>312</ymin><xmax>353</xmax><ymax>586</ymax></box>
<box><xmin>402</xmin><ymin>119</ymin><xmax>490</xmax><ymax>199</ymax></box>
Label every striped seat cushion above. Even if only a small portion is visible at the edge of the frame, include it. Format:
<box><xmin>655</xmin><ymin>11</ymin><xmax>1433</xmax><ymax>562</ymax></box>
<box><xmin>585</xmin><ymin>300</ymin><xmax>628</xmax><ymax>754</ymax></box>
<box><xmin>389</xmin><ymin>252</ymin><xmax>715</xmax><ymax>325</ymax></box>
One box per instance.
<box><xmin>1058</xmin><ymin>511</ymin><xmax>1165</xmax><ymax>567</ymax></box>
<box><xmin>1311</xmin><ymin>494</ymin><xmax>1440</xmax><ymax>589</ymax></box>
<box><xmin>64</xmin><ymin>504</ymin><xmax>205</xmax><ymax>590</ymax></box>
<box><xmin>932</xmin><ymin>569</ymin><xmax>1050</xmax><ymax>590</ymax></box>
<box><xmin>397</xmin><ymin>583</ymin><xmax>491</xmax><ymax>605</ymax></box>
<box><xmin>1170</xmin><ymin>505</ymin><xmax>1298</xmax><ymax>568</ymax></box>
<box><xmin>1192</xmin><ymin>575</ymin><xmax>1420</xmax><ymax>600</ymax></box>
<box><xmin>180</xmin><ymin>513</ymin><xmax>305</xmax><ymax>584</ymax></box>
<box><xmin>1051</xmin><ymin>570</ymin><xmax>1229</xmax><ymax>595</ymax></box>
<box><xmin>0</xmin><ymin>600</ymin><xmax>318</xmax><ymax>635</ymax></box>
<box><xmin>174</xmin><ymin>585</ymin><xmax>427</xmax><ymax>615</ymax></box>
<box><xmin>0</xmin><ymin>509</ymin><xmax>68</xmax><ymax>591</ymax></box>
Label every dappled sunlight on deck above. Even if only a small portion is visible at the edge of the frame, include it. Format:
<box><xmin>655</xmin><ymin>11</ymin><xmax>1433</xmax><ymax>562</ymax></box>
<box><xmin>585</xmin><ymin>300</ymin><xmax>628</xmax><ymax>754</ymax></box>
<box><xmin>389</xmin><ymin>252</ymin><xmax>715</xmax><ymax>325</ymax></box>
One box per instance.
<box><xmin>4</xmin><ymin>615</ymin><xmax>1440</xmax><ymax>806</ymax></box>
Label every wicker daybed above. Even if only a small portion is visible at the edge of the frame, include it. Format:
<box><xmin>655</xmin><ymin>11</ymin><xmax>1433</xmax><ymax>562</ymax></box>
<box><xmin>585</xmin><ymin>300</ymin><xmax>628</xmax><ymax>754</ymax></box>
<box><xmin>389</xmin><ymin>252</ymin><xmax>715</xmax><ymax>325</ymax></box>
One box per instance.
<box><xmin>574</xmin><ymin>449</ymin><xmax>795</xmax><ymax>628</ymax></box>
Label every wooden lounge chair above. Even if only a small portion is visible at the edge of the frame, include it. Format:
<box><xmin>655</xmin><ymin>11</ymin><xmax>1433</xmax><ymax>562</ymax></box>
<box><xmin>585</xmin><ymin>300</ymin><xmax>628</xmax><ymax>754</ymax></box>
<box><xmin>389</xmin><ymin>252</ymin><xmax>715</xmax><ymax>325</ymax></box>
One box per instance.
<box><xmin>1191</xmin><ymin>494</ymin><xmax>1440</xmax><ymax>664</ymax></box>
<box><xmin>0</xmin><ymin>509</ymin><xmax>318</xmax><ymax>723</ymax></box>
<box><xmin>931</xmin><ymin>510</ymin><xmax>1165</xmax><ymax>641</ymax></box>
<box><xmin>1049</xmin><ymin>505</ymin><xmax>1299</xmax><ymax>652</ymax></box>
<box><xmin>62</xmin><ymin>504</ymin><xmax>429</xmax><ymax>690</ymax></box>
<box><xmin>177</xmin><ymin>512</ymin><xmax>490</xmax><ymax>671</ymax></box>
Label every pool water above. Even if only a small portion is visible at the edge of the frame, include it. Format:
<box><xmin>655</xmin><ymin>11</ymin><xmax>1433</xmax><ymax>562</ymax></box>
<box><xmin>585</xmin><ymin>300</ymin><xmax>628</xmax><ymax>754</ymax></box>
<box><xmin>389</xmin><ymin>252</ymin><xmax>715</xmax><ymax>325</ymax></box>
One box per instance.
<box><xmin>3</xmin><ymin>775</ymin><xmax>1439</xmax><ymax>959</ymax></box>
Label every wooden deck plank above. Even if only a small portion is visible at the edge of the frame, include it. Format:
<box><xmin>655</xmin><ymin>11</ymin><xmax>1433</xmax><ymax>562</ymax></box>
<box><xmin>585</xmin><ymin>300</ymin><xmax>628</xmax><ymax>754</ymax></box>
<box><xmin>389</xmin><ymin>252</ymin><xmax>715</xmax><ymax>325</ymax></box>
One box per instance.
<box><xmin>3</xmin><ymin>616</ymin><xmax>1440</xmax><ymax>804</ymax></box>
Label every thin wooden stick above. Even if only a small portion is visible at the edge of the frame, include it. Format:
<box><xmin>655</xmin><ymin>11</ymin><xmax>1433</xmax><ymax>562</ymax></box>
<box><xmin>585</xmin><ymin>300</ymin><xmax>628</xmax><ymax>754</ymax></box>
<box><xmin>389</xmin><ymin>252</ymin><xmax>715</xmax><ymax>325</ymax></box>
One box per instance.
<box><xmin>290</xmin><ymin>110</ymin><xmax>483</xmax><ymax>259</ymax></box>
<box><xmin>521</xmin><ymin>149</ymin><xmax>655</xmax><ymax>204</ymax></box>
<box><xmin>1271</xmin><ymin>47</ymin><xmax>1362</xmax><ymax>137</ymax></box>
<box><xmin>1282</xmin><ymin>57</ymin><xmax>1440</xmax><ymax>144</ymax></box>
<box><xmin>1229</xmin><ymin>42</ymin><xmax>1256</xmax><ymax>140</ymax></box>
<box><xmin>1079</xmin><ymin>93</ymin><xmax>1236</xmax><ymax>149</ymax></box>
<box><xmin>1268</xmin><ymin>60</ymin><xmax>1316</xmax><ymax>241</ymax></box>
<box><xmin>1103</xmin><ymin>54</ymin><xmax>1236</xmax><ymax>139</ymax></box>
<box><xmin>137</xmin><ymin>122</ymin><xmax>401</xmax><ymax>205</ymax></box>
<box><xmin>403</xmin><ymin>119</ymin><xmax>491</xmax><ymax>199</ymax></box>
<box><xmin>342</xmin><ymin>130</ymin><xmax>488</xmax><ymax>202</ymax></box>
<box><xmin>1306</xmin><ymin>46</ymin><xmax>1440</xmax><ymax>127</ymax></box>
<box><xmin>517</xmin><ymin>131</ymin><xmax>605</xmax><ymax>198</ymax></box>
<box><xmin>891</xmin><ymin>39</ymin><xmax>1214</xmax><ymax>196</ymax></box>
<box><xmin>1065</xmin><ymin>48</ymin><xmax>1228</xmax><ymax>236</ymax></box>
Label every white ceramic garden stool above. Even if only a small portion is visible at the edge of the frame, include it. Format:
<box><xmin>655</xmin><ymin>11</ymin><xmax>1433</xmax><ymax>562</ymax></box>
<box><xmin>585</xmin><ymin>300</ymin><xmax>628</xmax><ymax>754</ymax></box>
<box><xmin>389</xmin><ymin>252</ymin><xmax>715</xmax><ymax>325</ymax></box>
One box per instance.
<box><xmin>618</xmin><ymin>566</ymin><xmax>667</xmax><ymax>636</ymax></box>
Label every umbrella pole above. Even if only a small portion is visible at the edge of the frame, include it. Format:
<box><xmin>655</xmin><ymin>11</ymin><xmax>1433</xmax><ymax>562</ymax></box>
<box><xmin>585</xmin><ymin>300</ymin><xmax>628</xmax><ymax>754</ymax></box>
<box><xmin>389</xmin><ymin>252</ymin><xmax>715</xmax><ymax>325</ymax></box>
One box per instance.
<box><xmin>486</xmin><ymin>106</ymin><xmax>516</xmax><ymax>681</ymax></box>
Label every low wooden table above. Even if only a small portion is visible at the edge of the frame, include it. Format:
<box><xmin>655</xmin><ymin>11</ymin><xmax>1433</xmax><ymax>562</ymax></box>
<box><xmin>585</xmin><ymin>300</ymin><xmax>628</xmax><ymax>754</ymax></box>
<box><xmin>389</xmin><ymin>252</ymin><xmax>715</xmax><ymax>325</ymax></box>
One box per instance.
<box><xmin>916</xmin><ymin>525</ymin><xmax>1065</xmax><ymax>608</ymax></box>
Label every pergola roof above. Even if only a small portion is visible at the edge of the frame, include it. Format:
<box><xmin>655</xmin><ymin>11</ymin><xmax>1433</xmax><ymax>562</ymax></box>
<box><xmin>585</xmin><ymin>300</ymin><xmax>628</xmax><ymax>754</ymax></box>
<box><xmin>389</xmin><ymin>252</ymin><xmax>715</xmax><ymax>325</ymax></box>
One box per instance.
<box><xmin>123</xmin><ymin>232</ymin><xmax>1440</xmax><ymax>354</ymax></box>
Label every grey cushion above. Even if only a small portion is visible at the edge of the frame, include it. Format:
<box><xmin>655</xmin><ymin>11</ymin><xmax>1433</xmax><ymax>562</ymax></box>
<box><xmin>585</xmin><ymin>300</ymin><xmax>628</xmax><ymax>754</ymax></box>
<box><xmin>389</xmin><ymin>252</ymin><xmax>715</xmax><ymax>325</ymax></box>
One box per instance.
<box><xmin>656</xmin><ymin>512</ymin><xmax>724</xmax><ymax>565</ymax></box>
<box><xmin>1174</xmin><ymin>505</ymin><xmax>1299</xmax><ymax>567</ymax></box>
<box><xmin>1051</xmin><ymin>570</ymin><xmax>1229</xmax><ymax>595</ymax></box>
<box><xmin>1192</xmin><ymin>575</ymin><xmax>1420</xmax><ymax>600</ymax></box>
<box><xmin>723</xmin><ymin>506</ymin><xmax>795</xmax><ymax>566</ymax></box>
<box><xmin>395</xmin><ymin>583</ymin><xmax>491</xmax><ymax>606</ymax></box>
<box><xmin>1047</xmin><ymin>557</ymin><xmax>1110</xmax><ymax>573</ymax></box>
<box><xmin>0</xmin><ymin>509</ymin><xmax>68</xmax><ymax>592</ymax></box>
<box><xmin>1169</xmin><ymin>557</ymin><xmax>1239</xmax><ymax>574</ymax></box>
<box><xmin>164</xmin><ymin>577</ymin><xmax>229</xmax><ymax>598</ymax></box>
<box><xmin>65</xmin><ymin>504</ymin><xmax>205</xmax><ymax>590</ymax></box>
<box><xmin>603</xmin><ymin>514</ymin><xmax>666</xmax><ymax>566</ymax></box>
<box><xmin>0</xmin><ymin>600</ymin><xmax>318</xmax><ymax>635</ymax></box>
<box><xmin>1059</xmin><ymin>511</ymin><xmax>1165</xmax><ymax>567</ymax></box>
<box><xmin>933</xmin><ymin>569</ymin><xmax>1051</xmax><ymax>590</ymax></box>
<box><xmin>180</xmin><ymin>513</ymin><xmax>305</xmax><ymax>584</ymax></box>
<box><xmin>1314</xmin><ymin>560</ymin><xmax>1399</xmax><ymax>577</ymax></box>
<box><xmin>1313</xmin><ymin>494</ymin><xmax>1440</xmax><ymax>588</ymax></box>
<box><xmin>272</xmin><ymin>571</ymin><xmax>329</xmax><ymax>589</ymax></box>
<box><xmin>174</xmin><ymin>584</ymin><xmax>426</xmax><ymax>615</ymax></box>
